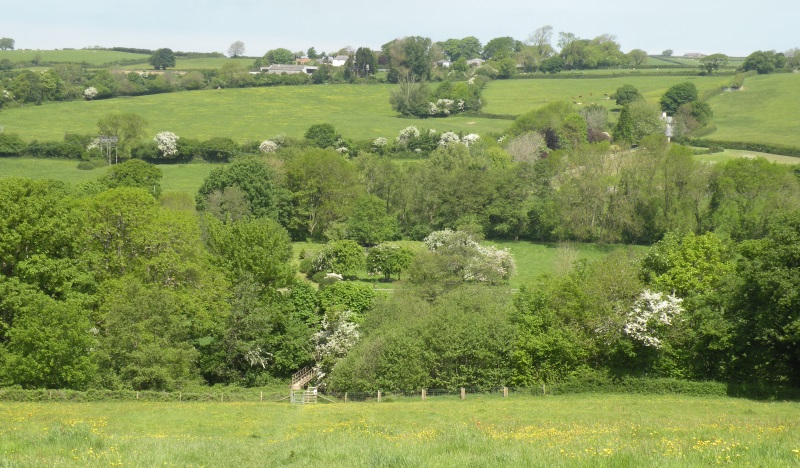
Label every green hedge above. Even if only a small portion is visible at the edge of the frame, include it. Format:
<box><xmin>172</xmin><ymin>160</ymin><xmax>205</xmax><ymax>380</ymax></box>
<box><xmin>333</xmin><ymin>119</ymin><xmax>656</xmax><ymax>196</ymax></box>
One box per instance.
<box><xmin>0</xmin><ymin>387</ymin><xmax>289</xmax><ymax>402</ymax></box>
<box><xmin>687</xmin><ymin>138</ymin><xmax>800</xmax><ymax>157</ymax></box>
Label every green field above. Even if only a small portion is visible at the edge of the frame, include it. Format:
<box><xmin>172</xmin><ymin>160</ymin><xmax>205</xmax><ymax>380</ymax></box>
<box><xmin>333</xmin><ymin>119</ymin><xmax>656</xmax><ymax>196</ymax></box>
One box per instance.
<box><xmin>2</xmin><ymin>394</ymin><xmax>799</xmax><ymax>466</ymax></box>
<box><xmin>481</xmin><ymin>75</ymin><xmax>732</xmax><ymax>116</ymax></box>
<box><xmin>0</xmin><ymin>85</ymin><xmax>509</xmax><ymax>143</ymax></box>
<box><xmin>705</xmin><ymin>73</ymin><xmax>800</xmax><ymax>147</ymax></box>
<box><xmin>116</xmin><ymin>57</ymin><xmax>256</xmax><ymax>71</ymax></box>
<box><xmin>0</xmin><ymin>158</ymin><xmax>219</xmax><ymax>194</ymax></box>
<box><xmin>0</xmin><ymin>49</ymin><xmax>149</xmax><ymax>66</ymax></box>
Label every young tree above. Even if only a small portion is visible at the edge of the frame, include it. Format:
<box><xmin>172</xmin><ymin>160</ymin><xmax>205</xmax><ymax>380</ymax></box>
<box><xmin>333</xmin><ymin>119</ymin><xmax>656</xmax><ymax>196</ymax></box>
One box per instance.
<box><xmin>346</xmin><ymin>195</ymin><xmax>400</xmax><ymax>245</ymax></box>
<box><xmin>97</xmin><ymin>112</ymin><xmax>147</xmax><ymax>159</ymax></box>
<box><xmin>227</xmin><ymin>41</ymin><xmax>245</xmax><ymax>57</ymax></box>
<box><xmin>311</xmin><ymin>240</ymin><xmax>365</xmax><ymax>277</ymax></box>
<box><xmin>366</xmin><ymin>243</ymin><xmax>413</xmax><ymax>280</ymax></box>
<box><xmin>149</xmin><ymin>48</ymin><xmax>176</xmax><ymax>70</ymax></box>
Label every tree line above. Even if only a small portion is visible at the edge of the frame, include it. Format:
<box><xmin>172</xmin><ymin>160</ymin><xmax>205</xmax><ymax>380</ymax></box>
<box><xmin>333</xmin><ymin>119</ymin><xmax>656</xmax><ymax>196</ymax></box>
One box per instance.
<box><xmin>2</xmin><ymin>114</ymin><xmax>800</xmax><ymax>391</ymax></box>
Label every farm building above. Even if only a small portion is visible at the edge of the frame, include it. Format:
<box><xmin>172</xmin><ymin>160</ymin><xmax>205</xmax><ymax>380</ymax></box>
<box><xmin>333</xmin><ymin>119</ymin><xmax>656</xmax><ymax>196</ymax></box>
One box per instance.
<box><xmin>261</xmin><ymin>64</ymin><xmax>318</xmax><ymax>75</ymax></box>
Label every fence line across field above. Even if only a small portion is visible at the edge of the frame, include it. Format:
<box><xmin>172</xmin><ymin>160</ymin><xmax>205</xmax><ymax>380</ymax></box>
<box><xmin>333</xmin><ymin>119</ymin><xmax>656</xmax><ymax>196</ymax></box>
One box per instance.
<box><xmin>0</xmin><ymin>386</ymin><xmax>540</xmax><ymax>403</ymax></box>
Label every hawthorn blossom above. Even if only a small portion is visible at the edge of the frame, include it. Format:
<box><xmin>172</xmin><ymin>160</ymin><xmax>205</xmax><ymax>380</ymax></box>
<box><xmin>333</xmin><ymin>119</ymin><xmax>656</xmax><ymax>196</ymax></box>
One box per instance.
<box><xmin>396</xmin><ymin>125</ymin><xmax>421</xmax><ymax>144</ymax></box>
<box><xmin>154</xmin><ymin>131</ymin><xmax>179</xmax><ymax>156</ymax></box>
<box><xmin>259</xmin><ymin>140</ymin><xmax>278</xmax><ymax>153</ymax></box>
<box><xmin>623</xmin><ymin>290</ymin><xmax>684</xmax><ymax>349</ymax></box>
<box><xmin>462</xmin><ymin>133</ymin><xmax>481</xmax><ymax>147</ymax></box>
<box><xmin>83</xmin><ymin>87</ymin><xmax>98</xmax><ymax>100</ymax></box>
<box><xmin>438</xmin><ymin>131</ymin><xmax>461</xmax><ymax>146</ymax></box>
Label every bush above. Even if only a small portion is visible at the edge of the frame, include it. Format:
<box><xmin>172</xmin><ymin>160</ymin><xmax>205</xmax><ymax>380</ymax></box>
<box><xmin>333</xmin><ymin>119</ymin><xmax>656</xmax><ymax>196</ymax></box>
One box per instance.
<box><xmin>0</xmin><ymin>132</ymin><xmax>26</xmax><ymax>156</ymax></box>
<box><xmin>687</xmin><ymin>138</ymin><xmax>800</xmax><ymax>157</ymax></box>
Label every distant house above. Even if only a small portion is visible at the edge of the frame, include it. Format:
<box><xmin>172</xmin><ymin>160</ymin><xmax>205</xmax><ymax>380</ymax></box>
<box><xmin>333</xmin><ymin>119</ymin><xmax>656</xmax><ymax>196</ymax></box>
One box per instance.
<box><xmin>683</xmin><ymin>53</ymin><xmax>706</xmax><ymax>59</ymax></box>
<box><xmin>466</xmin><ymin>58</ymin><xmax>485</xmax><ymax>67</ymax></box>
<box><xmin>435</xmin><ymin>59</ymin><xmax>451</xmax><ymax>68</ymax></box>
<box><xmin>261</xmin><ymin>64</ymin><xmax>318</xmax><ymax>75</ymax></box>
<box><xmin>330</xmin><ymin>55</ymin><xmax>350</xmax><ymax>67</ymax></box>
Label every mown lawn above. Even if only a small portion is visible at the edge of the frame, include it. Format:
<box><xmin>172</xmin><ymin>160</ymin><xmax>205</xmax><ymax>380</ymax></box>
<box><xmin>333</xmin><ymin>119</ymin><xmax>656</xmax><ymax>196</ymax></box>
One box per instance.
<box><xmin>2</xmin><ymin>394</ymin><xmax>799</xmax><ymax>466</ymax></box>
<box><xmin>0</xmin><ymin>85</ymin><xmax>509</xmax><ymax>143</ymax></box>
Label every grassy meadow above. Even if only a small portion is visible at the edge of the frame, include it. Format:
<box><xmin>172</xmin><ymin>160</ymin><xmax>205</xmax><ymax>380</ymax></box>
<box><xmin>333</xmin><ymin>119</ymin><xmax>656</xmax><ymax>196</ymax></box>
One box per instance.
<box><xmin>481</xmin><ymin>75</ymin><xmax>732</xmax><ymax>116</ymax></box>
<box><xmin>2</xmin><ymin>394</ymin><xmax>799</xmax><ymax>466</ymax></box>
<box><xmin>0</xmin><ymin>49</ymin><xmax>149</xmax><ymax>66</ymax></box>
<box><xmin>0</xmin><ymin>158</ymin><xmax>220</xmax><ymax>194</ymax></box>
<box><xmin>706</xmin><ymin>73</ymin><xmax>800</xmax><ymax>147</ymax></box>
<box><xmin>0</xmin><ymin>85</ymin><xmax>509</xmax><ymax>143</ymax></box>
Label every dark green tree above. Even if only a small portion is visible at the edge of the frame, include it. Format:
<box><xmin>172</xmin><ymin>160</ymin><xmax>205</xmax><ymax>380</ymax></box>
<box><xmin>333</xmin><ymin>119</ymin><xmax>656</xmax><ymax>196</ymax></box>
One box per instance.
<box><xmin>264</xmin><ymin>48</ymin><xmax>295</xmax><ymax>64</ymax></box>
<box><xmin>149</xmin><ymin>48</ymin><xmax>176</xmax><ymax>70</ymax></box>
<box><xmin>0</xmin><ymin>37</ymin><xmax>14</xmax><ymax>50</ymax></box>
<box><xmin>304</xmin><ymin>123</ymin><xmax>340</xmax><ymax>149</ymax></box>
<box><xmin>614</xmin><ymin>84</ymin><xmax>643</xmax><ymax>106</ymax></box>
<box><xmin>660</xmin><ymin>82</ymin><xmax>699</xmax><ymax>115</ymax></box>
<box><xmin>104</xmin><ymin>159</ymin><xmax>162</xmax><ymax>198</ymax></box>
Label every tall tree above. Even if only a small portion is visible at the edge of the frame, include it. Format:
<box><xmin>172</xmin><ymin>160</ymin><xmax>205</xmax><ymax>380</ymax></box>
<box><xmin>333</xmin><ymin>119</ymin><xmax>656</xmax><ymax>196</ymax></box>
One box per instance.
<box><xmin>0</xmin><ymin>37</ymin><xmax>14</xmax><ymax>50</ymax></box>
<box><xmin>699</xmin><ymin>53</ymin><xmax>728</xmax><ymax>74</ymax></box>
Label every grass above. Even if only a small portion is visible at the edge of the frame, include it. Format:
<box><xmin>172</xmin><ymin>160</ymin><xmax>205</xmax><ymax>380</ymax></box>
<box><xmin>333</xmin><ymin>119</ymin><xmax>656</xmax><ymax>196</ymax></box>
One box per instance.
<box><xmin>2</xmin><ymin>394</ymin><xmax>799</xmax><ymax>466</ymax></box>
<box><xmin>292</xmin><ymin>240</ymin><xmax>646</xmax><ymax>291</ymax></box>
<box><xmin>0</xmin><ymin>158</ymin><xmax>221</xmax><ymax>195</ymax></box>
<box><xmin>481</xmin><ymin>75</ymin><xmax>732</xmax><ymax>116</ymax></box>
<box><xmin>0</xmin><ymin>85</ymin><xmax>509</xmax><ymax>143</ymax></box>
<box><xmin>705</xmin><ymin>73</ymin><xmax>800</xmax><ymax>148</ymax></box>
<box><xmin>695</xmin><ymin>149</ymin><xmax>800</xmax><ymax>165</ymax></box>
<box><xmin>0</xmin><ymin>49</ymin><xmax>149</xmax><ymax>66</ymax></box>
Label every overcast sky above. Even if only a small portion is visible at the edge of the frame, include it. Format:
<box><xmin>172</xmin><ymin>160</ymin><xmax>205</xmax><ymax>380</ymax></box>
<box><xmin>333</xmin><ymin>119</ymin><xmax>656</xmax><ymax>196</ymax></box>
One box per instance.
<box><xmin>5</xmin><ymin>0</ymin><xmax>798</xmax><ymax>57</ymax></box>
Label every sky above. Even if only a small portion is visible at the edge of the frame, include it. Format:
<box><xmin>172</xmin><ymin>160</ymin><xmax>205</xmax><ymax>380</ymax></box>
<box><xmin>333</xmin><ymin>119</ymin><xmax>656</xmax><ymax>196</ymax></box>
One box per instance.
<box><xmin>4</xmin><ymin>0</ymin><xmax>798</xmax><ymax>57</ymax></box>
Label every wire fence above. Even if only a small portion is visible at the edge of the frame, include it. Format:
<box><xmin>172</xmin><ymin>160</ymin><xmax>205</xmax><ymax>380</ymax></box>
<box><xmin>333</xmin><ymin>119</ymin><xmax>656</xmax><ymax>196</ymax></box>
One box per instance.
<box><xmin>0</xmin><ymin>386</ymin><xmax>538</xmax><ymax>404</ymax></box>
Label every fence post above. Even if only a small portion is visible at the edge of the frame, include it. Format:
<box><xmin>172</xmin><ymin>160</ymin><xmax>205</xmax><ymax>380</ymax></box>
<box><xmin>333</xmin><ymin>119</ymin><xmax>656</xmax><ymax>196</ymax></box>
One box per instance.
<box><xmin>221</xmin><ymin>392</ymin><xmax>223</xmax><ymax>403</ymax></box>
<box><xmin>136</xmin><ymin>391</ymin><xmax>139</xmax><ymax>400</ymax></box>
<box><xmin>422</xmin><ymin>389</ymin><xmax>427</xmax><ymax>400</ymax></box>
<box><xmin>503</xmin><ymin>387</ymin><xmax>508</xmax><ymax>398</ymax></box>
<box><xmin>460</xmin><ymin>387</ymin><xmax>465</xmax><ymax>400</ymax></box>
<box><xmin>260</xmin><ymin>391</ymin><xmax>263</xmax><ymax>402</ymax></box>
<box><xmin>377</xmin><ymin>390</ymin><xmax>382</xmax><ymax>402</ymax></box>
<box><xmin>344</xmin><ymin>392</ymin><xmax>348</xmax><ymax>403</ymax></box>
<box><xmin>179</xmin><ymin>392</ymin><xmax>182</xmax><ymax>402</ymax></box>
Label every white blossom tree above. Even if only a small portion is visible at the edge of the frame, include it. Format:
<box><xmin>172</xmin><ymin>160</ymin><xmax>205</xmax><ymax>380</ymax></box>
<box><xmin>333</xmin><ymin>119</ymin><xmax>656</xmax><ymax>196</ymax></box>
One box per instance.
<box><xmin>154</xmin><ymin>131</ymin><xmax>179</xmax><ymax>156</ymax></box>
<box><xmin>83</xmin><ymin>87</ymin><xmax>98</xmax><ymax>100</ymax></box>
<box><xmin>623</xmin><ymin>289</ymin><xmax>684</xmax><ymax>349</ymax></box>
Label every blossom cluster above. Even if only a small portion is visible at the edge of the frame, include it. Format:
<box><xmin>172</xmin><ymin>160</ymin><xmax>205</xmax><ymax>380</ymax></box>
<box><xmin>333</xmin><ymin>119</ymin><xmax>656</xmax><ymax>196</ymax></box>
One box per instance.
<box><xmin>438</xmin><ymin>132</ymin><xmax>481</xmax><ymax>147</ymax></box>
<box><xmin>424</xmin><ymin>229</ymin><xmax>516</xmax><ymax>282</ymax></box>
<box><xmin>259</xmin><ymin>140</ymin><xmax>278</xmax><ymax>153</ymax></box>
<box><xmin>623</xmin><ymin>289</ymin><xmax>684</xmax><ymax>348</ymax></box>
<box><xmin>427</xmin><ymin>98</ymin><xmax>466</xmax><ymax>117</ymax></box>
<box><xmin>154</xmin><ymin>131</ymin><xmax>179</xmax><ymax>156</ymax></box>
<box><xmin>396</xmin><ymin>125</ymin><xmax>421</xmax><ymax>144</ymax></box>
<box><xmin>83</xmin><ymin>87</ymin><xmax>98</xmax><ymax>100</ymax></box>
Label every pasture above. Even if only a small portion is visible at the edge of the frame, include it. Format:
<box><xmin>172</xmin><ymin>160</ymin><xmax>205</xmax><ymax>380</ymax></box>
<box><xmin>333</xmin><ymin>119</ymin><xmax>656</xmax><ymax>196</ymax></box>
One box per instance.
<box><xmin>0</xmin><ymin>49</ymin><xmax>149</xmax><ymax>66</ymax></box>
<box><xmin>2</xmin><ymin>394</ymin><xmax>799</xmax><ymax>466</ymax></box>
<box><xmin>706</xmin><ymin>73</ymin><xmax>800</xmax><ymax>147</ymax></box>
<box><xmin>0</xmin><ymin>158</ymin><xmax>219</xmax><ymax>194</ymax></box>
<box><xmin>0</xmin><ymin>85</ymin><xmax>509</xmax><ymax>143</ymax></box>
<box><xmin>481</xmin><ymin>74</ymin><xmax>732</xmax><ymax>116</ymax></box>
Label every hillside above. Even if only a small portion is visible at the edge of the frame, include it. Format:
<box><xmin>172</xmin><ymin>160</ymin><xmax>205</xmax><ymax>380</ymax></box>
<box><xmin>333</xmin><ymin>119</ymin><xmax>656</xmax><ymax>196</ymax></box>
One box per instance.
<box><xmin>0</xmin><ymin>85</ymin><xmax>509</xmax><ymax>142</ymax></box>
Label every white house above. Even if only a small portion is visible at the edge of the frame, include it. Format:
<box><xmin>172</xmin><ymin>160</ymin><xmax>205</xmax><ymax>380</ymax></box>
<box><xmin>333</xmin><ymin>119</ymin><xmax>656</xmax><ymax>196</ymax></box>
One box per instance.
<box><xmin>330</xmin><ymin>55</ymin><xmax>350</xmax><ymax>67</ymax></box>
